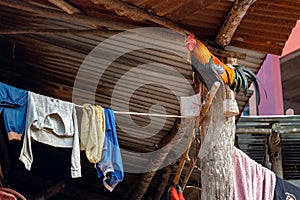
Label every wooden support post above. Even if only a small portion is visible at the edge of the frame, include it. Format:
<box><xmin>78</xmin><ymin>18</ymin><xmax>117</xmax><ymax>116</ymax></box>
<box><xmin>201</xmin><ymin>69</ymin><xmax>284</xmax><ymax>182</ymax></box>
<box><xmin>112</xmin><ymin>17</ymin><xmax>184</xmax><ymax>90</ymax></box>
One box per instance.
<box><xmin>200</xmin><ymin>86</ymin><xmax>237</xmax><ymax>200</ymax></box>
<box><xmin>215</xmin><ymin>0</ymin><xmax>256</xmax><ymax>46</ymax></box>
<box><xmin>269</xmin><ymin>123</ymin><xmax>283</xmax><ymax>178</ymax></box>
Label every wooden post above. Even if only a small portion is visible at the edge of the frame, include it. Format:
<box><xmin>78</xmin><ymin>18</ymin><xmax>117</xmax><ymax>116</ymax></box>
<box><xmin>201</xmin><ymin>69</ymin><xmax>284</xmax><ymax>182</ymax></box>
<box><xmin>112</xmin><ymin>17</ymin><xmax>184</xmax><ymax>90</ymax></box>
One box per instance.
<box><xmin>269</xmin><ymin>123</ymin><xmax>283</xmax><ymax>178</ymax></box>
<box><xmin>200</xmin><ymin>85</ymin><xmax>238</xmax><ymax>200</ymax></box>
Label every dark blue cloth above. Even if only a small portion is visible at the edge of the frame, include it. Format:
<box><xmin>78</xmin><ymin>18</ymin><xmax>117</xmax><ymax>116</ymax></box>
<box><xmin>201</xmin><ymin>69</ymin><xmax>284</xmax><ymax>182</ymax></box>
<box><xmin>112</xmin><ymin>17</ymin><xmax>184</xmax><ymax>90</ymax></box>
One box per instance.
<box><xmin>96</xmin><ymin>108</ymin><xmax>123</xmax><ymax>192</ymax></box>
<box><xmin>0</xmin><ymin>82</ymin><xmax>28</xmax><ymax>138</ymax></box>
<box><xmin>274</xmin><ymin>176</ymin><xmax>300</xmax><ymax>200</ymax></box>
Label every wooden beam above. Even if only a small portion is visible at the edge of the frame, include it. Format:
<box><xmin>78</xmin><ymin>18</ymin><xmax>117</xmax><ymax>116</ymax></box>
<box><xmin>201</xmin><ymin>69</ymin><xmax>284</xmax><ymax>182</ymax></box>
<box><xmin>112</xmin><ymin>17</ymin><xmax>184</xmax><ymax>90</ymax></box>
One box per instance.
<box><xmin>47</xmin><ymin>0</ymin><xmax>81</xmax><ymax>14</ymax></box>
<box><xmin>91</xmin><ymin>0</ymin><xmax>190</xmax><ymax>35</ymax></box>
<box><xmin>0</xmin><ymin>28</ymin><xmax>119</xmax><ymax>35</ymax></box>
<box><xmin>215</xmin><ymin>0</ymin><xmax>256</xmax><ymax>46</ymax></box>
<box><xmin>0</xmin><ymin>0</ymin><xmax>135</xmax><ymax>30</ymax></box>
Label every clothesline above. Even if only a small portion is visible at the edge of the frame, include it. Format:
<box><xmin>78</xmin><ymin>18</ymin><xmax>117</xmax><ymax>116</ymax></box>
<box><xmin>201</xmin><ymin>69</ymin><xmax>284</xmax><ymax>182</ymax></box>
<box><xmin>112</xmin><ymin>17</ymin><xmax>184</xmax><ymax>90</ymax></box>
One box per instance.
<box><xmin>75</xmin><ymin>104</ymin><xmax>193</xmax><ymax>118</ymax></box>
<box><xmin>1</xmin><ymin>81</ymin><xmax>193</xmax><ymax>119</ymax></box>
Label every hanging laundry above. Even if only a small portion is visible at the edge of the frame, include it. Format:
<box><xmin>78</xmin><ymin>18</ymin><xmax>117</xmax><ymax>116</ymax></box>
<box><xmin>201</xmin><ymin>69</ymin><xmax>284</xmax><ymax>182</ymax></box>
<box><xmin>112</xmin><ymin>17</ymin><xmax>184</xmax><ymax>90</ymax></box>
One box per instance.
<box><xmin>274</xmin><ymin>176</ymin><xmax>300</xmax><ymax>200</ymax></box>
<box><xmin>19</xmin><ymin>92</ymin><xmax>81</xmax><ymax>178</ymax></box>
<box><xmin>233</xmin><ymin>147</ymin><xmax>276</xmax><ymax>200</ymax></box>
<box><xmin>0</xmin><ymin>82</ymin><xmax>28</xmax><ymax>141</ymax></box>
<box><xmin>80</xmin><ymin>104</ymin><xmax>105</xmax><ymax>164</ymax></box>
<box><xmin>168</xmin><ymin>184</ymin><xmax>185</xmax><ymax>200</ymax></box>
<box><xmin>96</xmin><ymin>108</ymin><xmax>123</xmax><ymax>192</ymax></box>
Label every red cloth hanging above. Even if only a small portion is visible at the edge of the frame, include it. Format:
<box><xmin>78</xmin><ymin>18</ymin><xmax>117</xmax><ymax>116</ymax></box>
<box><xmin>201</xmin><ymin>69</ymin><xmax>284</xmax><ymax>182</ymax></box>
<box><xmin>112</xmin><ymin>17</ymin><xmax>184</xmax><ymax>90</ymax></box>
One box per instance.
<box><xmin>170</xmin><ymin>186</ymin><xmax>179</xmax><ymax>200</ymax></box>
<box><xmin>169</xmin><ymin>184</ymin><xmax>185</xmax><ymax>200</ymax></box>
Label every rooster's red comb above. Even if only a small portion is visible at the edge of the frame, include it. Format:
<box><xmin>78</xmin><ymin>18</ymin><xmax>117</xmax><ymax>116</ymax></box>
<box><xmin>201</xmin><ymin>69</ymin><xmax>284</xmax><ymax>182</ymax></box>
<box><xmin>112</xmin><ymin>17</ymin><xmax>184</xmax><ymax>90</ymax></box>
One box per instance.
<box><xmin>186</xmin><ymin>33</ymin><xmax>195</xmax><ymax>42</ymax></box>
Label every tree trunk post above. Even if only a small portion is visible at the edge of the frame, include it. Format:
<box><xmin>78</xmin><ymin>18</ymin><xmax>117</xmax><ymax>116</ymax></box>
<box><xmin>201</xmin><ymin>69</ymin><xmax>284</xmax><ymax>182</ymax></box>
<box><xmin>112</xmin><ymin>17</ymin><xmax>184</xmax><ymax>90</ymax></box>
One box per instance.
<box><xmin>200</xmin><ymin>86</ymin><xmax>238</xmax><ymax>200</ymax></box>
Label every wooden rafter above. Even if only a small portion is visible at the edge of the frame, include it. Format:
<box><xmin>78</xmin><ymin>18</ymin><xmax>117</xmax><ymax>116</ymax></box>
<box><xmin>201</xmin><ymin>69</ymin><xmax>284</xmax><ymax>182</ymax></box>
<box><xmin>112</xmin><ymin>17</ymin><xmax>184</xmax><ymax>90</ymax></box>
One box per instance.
<box><xmin>0</xmin><ymin>0</ymin><xmax>135</xmax><ymax>30</ymax></box>
<box><xmin>0</xmin><ymin>0</ymin><xmax>247</xmax><ymax>59</ymax></box>
<box><xmin>47</xmin><ymin>0</ymin><xmax>81</xmax><ymax>14</ymax></box>
<box><xmin>91</xmin><ymin>0</ymin><xmax>190</xmax><ymax>35</ymax></box>
<box><xmin>0</xmin><ymin>28</ymin><xmax>119</xmax><ymax>35</ymax></box>
<box><xmin>215</xmin><ymin>0</ymin><xmax>256</xmax><ymax>46</ymax></box>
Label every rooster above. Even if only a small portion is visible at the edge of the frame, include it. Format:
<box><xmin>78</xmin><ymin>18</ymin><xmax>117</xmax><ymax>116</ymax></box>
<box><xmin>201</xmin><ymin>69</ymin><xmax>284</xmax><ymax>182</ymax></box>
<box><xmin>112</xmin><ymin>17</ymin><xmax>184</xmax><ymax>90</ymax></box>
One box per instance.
<box><xmin>185</xmin><ymin>33</ymin><xmax>262</xmax><ymax>105</ymax></box>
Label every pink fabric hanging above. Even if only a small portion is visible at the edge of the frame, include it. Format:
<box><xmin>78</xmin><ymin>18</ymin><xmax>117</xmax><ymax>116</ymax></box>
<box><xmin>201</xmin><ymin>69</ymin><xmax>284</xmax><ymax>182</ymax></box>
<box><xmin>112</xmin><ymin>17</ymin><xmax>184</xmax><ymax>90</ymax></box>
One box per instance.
<box><xmin>233</xmin><ymin>147</ymin><xmax>276</xmax><ymax>200</ymax></box>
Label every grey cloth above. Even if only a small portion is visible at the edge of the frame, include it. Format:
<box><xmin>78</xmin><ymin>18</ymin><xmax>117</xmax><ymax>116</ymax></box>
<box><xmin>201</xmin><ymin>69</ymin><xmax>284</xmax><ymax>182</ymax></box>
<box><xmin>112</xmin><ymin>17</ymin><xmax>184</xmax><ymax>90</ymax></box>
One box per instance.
<box><xmin>19</xmin><ymin>92</ymin><xmax>81</xmax><ymax>178</ymax></box>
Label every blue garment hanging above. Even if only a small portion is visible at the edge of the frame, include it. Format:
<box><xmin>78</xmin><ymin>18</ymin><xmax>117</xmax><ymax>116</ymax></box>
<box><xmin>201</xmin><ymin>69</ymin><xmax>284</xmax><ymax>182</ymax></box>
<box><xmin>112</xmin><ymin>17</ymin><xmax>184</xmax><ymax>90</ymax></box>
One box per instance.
<box><xmin>96</xmin><ymin>108</ymin><xmax>124</xmax><ymax>192</ymax></box>
<box><xmin>0</xmin><ymin>82</ymin><xmax>28</xmax><ymax>141</ymax></box>
<box><xmin>274</xmin><ymin>176</ymin><xmax>300</xmax><ymax>200</ymax></box>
